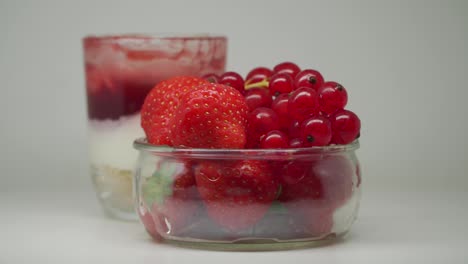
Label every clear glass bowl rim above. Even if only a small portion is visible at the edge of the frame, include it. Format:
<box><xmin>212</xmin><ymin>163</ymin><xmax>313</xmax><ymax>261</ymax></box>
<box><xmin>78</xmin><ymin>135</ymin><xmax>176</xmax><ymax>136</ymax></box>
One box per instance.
<box><xmin>133</xmin><ymin>138</ymin><xmax>359</xmax><ymax>159</ymax></box>
<box><xmin>83</xmin><ymin>33</ymin><xmax>227</xmax><ymax>42</ymax></box>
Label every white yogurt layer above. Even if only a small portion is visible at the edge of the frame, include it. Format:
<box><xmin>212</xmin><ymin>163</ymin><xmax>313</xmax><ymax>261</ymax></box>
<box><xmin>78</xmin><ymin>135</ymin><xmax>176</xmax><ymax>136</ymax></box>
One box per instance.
<box><xmin>87</xmin><ymin>113</ymin><xmax>144</xmax><ymax>170</ymax></box>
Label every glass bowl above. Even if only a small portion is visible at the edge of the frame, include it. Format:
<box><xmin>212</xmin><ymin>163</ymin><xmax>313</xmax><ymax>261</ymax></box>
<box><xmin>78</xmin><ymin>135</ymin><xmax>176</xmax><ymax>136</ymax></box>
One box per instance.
<box><xmin>133</xmin><ymin>138</ymin><xmax>361</xmax><ymax>250</ymax></box>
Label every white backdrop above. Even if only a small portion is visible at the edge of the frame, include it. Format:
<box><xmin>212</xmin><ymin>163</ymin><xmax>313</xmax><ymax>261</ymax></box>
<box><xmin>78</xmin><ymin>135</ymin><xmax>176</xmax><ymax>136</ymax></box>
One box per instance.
<box><xmin>1</xmin><ymin>0</ymin><xmax>468</xmax><ymax>262</ymax></box>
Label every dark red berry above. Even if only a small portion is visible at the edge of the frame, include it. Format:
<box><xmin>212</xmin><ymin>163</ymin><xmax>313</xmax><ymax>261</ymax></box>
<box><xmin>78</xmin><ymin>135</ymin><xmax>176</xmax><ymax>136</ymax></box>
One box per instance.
<box><xmin>246</xmin><ymin>107</ymin><xmax>280</xmax><ymax>148</ymax></box>
<box><xmin>294</xmin><ymin>69</ymin><xmax>324</xmax><ymax>91</ymax></box>
<box><xmin>244</xmin><ymin>88</ymin><xmax>273</xmax><ymax>112</ymax></box>
<box><xmin>288</xmin><ymin>87</ymin><xmax>319</xmax><ymax>122</ymax></box>
<box><xmin>273</xmin><ymin>62</ymin><xmax>301</xmax><ymax>77</ymax></box>
<box><xmin>260</xmin><ymin>130</ymin><xmax>289</xmax><ymax>149</ymax></box>
<box><xmin>300</xmin><ymin>116</ymin><xmax>332</xmax><ymax>147</ymax></box>
<box><xmin>219</xmin><ymin>71</ymin><xmax>245</xmax><ymax>94</ymax></box>
<box><xmin>277</xmin><ymin>160</ymin><xmax>310</xmax><ymax>185</ymax></box>
<box><xmin>330</xmin><ymin>109</ymin><xmax>361</xmax><ymax>145</ymax></box>
<box><xmin>289</xmin><ymin>120</ymin><xmax>301</xmax><ymax>139</ymax></box>
<box><xmin>289</xmin><ymin>138</ymin><xmax>303</xmax><ymax>148</ymax></box>
<box><xmin>269</xmin><ymin>73</ymin><xmax>294</xmax><ymax>95</ymax></box>
<box><xmin>271</xmin><ymin>93</ymin><xmax>290</xmax><ymax>130</ymax></box>
<box><xmin>318</xmin><ymin>81</ymin><xmax>348</xmax><ymax>114</ymax></box>
<box><xmin>245</xmin><ymin>67</ymin><xmax>273</xmax><ymax>84</ymax></box>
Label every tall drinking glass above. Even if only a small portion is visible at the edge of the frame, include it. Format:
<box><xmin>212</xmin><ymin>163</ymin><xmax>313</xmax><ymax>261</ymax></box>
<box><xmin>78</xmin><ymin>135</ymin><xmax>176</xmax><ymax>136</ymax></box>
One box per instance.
<box><xmin>82</xmin><ymin>34</ymin><xmax>227</xmax><ymax>220</ymax></box>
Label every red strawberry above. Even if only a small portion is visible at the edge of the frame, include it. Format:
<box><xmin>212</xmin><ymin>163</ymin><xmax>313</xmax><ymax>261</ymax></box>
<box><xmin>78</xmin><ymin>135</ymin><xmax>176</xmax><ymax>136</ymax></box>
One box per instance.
<box><xmin>278</xmin><ymin>155</ymin><xmax>355</xmax><ymax>236</ymax></box>
<box><xmin>141</xmin><ymin>76</ymin><xmax>208</xmax><ymax>145</ymax></box>
<box><xmin>312</xmin><ymin>155</ymin><xmax>355</xmax><ymax>208</ymax></box>
<box><xmin>142</xmin><ymin>161</ymin><xmax>200</xmax><ymax>235</ymax></box>
<box><xmin>278</xmin><ymin>160</ymin><xmax>329</xmax><ymax>207</ymax></box>
<box><xmin>299</xmin><ymin>208</ymin><xmax>334</xmax><ymax>237</ymax></box>
<box><xmin>169</xmin><ymin>83</ymin><xmax>249</xmax><ymax>148</ymax></box>
<box><xmin>278</xmin><ymin>161</ymin><xmax>334</xmax><ymax>236</ymax></box>
<box><xmin>194</xmin><ymin>160</ymin><xmax>279</xmax><ymax>232</ymax></box>
<box><xmin>138</xmin><ymin>207</ymin><xmax>161</xmax><ymax>240</ymax></box>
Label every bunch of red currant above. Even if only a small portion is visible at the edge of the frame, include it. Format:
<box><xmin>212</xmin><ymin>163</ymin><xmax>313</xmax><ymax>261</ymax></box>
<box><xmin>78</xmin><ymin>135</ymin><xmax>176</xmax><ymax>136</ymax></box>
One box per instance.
<box><xmin>203</xmin><ymin>62</ymin><xmax>361</xmax><ymax>149</ymax></box>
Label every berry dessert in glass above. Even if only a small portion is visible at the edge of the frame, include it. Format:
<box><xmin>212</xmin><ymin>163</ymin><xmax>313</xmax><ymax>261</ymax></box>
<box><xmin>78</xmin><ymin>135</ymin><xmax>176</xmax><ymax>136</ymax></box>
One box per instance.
<box><xmin>133</xmin><ymin>62</ymin><xmax>362</xmax><ymax>250</ymax></box>
<box><xmin>83</xmin><ymin>34</ymin><xmax>227</xmax><ymax>220</ymax></box>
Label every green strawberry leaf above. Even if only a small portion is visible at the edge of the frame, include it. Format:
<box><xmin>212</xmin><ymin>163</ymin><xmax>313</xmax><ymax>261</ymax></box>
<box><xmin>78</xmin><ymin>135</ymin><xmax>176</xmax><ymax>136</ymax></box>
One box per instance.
<box><xmin>274</xmin><ymin>184</ymin><xmax>282</xmax><ymax>200</ymax></box>
<box><xmin>268</xmin><ymin>201</ymin><xmax>288</xmax><ymax>214</ymax></box>
<box><xmin>142</xmin><ymin>162</ymin><xmax>178</xmax><ymax>207</ymax></box>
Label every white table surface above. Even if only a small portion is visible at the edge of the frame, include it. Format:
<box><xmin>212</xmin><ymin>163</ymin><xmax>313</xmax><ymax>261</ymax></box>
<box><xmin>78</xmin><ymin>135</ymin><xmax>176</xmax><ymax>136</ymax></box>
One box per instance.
<box><xmin>2</xmin><ymin>188</ymin><xmax>467</xmax><ymax>264</ymax></box>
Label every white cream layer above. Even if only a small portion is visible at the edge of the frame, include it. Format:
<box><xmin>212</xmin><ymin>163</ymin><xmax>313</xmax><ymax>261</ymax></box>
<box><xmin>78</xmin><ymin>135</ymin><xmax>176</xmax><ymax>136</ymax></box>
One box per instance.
<box><xmin>88</xmin><ymin>113</ymin><xmax>144</xmax><ymax>170</ymax></box>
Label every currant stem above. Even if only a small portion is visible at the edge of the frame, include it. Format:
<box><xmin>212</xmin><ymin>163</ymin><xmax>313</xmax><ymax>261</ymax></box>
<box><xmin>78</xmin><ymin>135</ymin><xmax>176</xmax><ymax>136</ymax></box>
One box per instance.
<box><xmin>244</xmin><ymin>79</ymin><xmax>269</xmax><ymax>90</ymax></box>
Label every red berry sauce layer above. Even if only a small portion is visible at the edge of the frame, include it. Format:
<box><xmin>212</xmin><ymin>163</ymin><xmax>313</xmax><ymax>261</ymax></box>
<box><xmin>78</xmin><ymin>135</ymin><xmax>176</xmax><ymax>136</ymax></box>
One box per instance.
<box><xmin>83</xmin><ymin>35</ymin><xmax>227</xmax><ymax>120</ymax></box>
<box><xmin>85</xmin><ymin>68</ymin><xmax>156</xmax><ymax>119</ymax></box>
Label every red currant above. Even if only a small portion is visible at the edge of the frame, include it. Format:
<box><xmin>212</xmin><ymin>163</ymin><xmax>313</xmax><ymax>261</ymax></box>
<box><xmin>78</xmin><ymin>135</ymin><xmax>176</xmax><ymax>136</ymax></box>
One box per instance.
<box><xmin>318</xmin><ymin>81</ymin><xmax>348</xmax><ymax>114</ymax></box>
<box><xmin>277</xmin><ymin>160</ymin><xmax>310</xmax><ymax>185</ymax></box>
<box><xmin>260</xmin><ymin>130</ymin><xmax>289</xmax><ymax>149</ymax></box>
<box><xmin>289</xmin><ymin>120</ymin><xmax>301</xmax><ymax>138</ymax></box>
<box><xmin>273</xmin><ymin>62</ymin><xmax>301</xmax><ymax>77</ymax></box>
<box><xmin>288</xmin><ymin>87</ymin><xmax>319</xmax><ymax>122</ymax></box>
<box><xmin>294</xmin><ymin>69</ymin><xmax>324</xmax><ymax>91</ymax></box>
<box><xmin>244</xmin><ymin>88</ymin><xmax>273</xmax><ymax>112</ymax></box>
<box><xmin>246</xmin><ymin>107</ymin><xmax>280</xmax><ymax>148</ymax></box>
<box><xmin>300</xmin><ymin>116</ymin><xmax>332</xmax><ymax>147</ymax></box>
<box><xmin>269</xmin><ymin>73</ymin><xmax>294</xmax><ymax>95</ymax></box>
<box><xmin>202</xmin><ymin>73</ymin><xmax>220</xmax><ymax>83</ymax></box>
<box><xmin>330</xmin><ymin>109</ymin><xmax>361</xmax><ymax>145</ymax></box>
<box><xmin>219</xmin><ymin>71</ymin><xmax>245</xmax><ymax>94</ymax></box>
<box><xmin>289</xmin><ymin>138</ymin><xmax>303</xmax><ymax>148</ymax></box>
<box><xmin>245</xmin><ymin>67</ymin><xmax>273</xmax><ymax>84</ymax></box>
<box><xmin>271</xmin><ymin>93</ymin><xmax>290</xmax><ymax>130</ymax></box>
